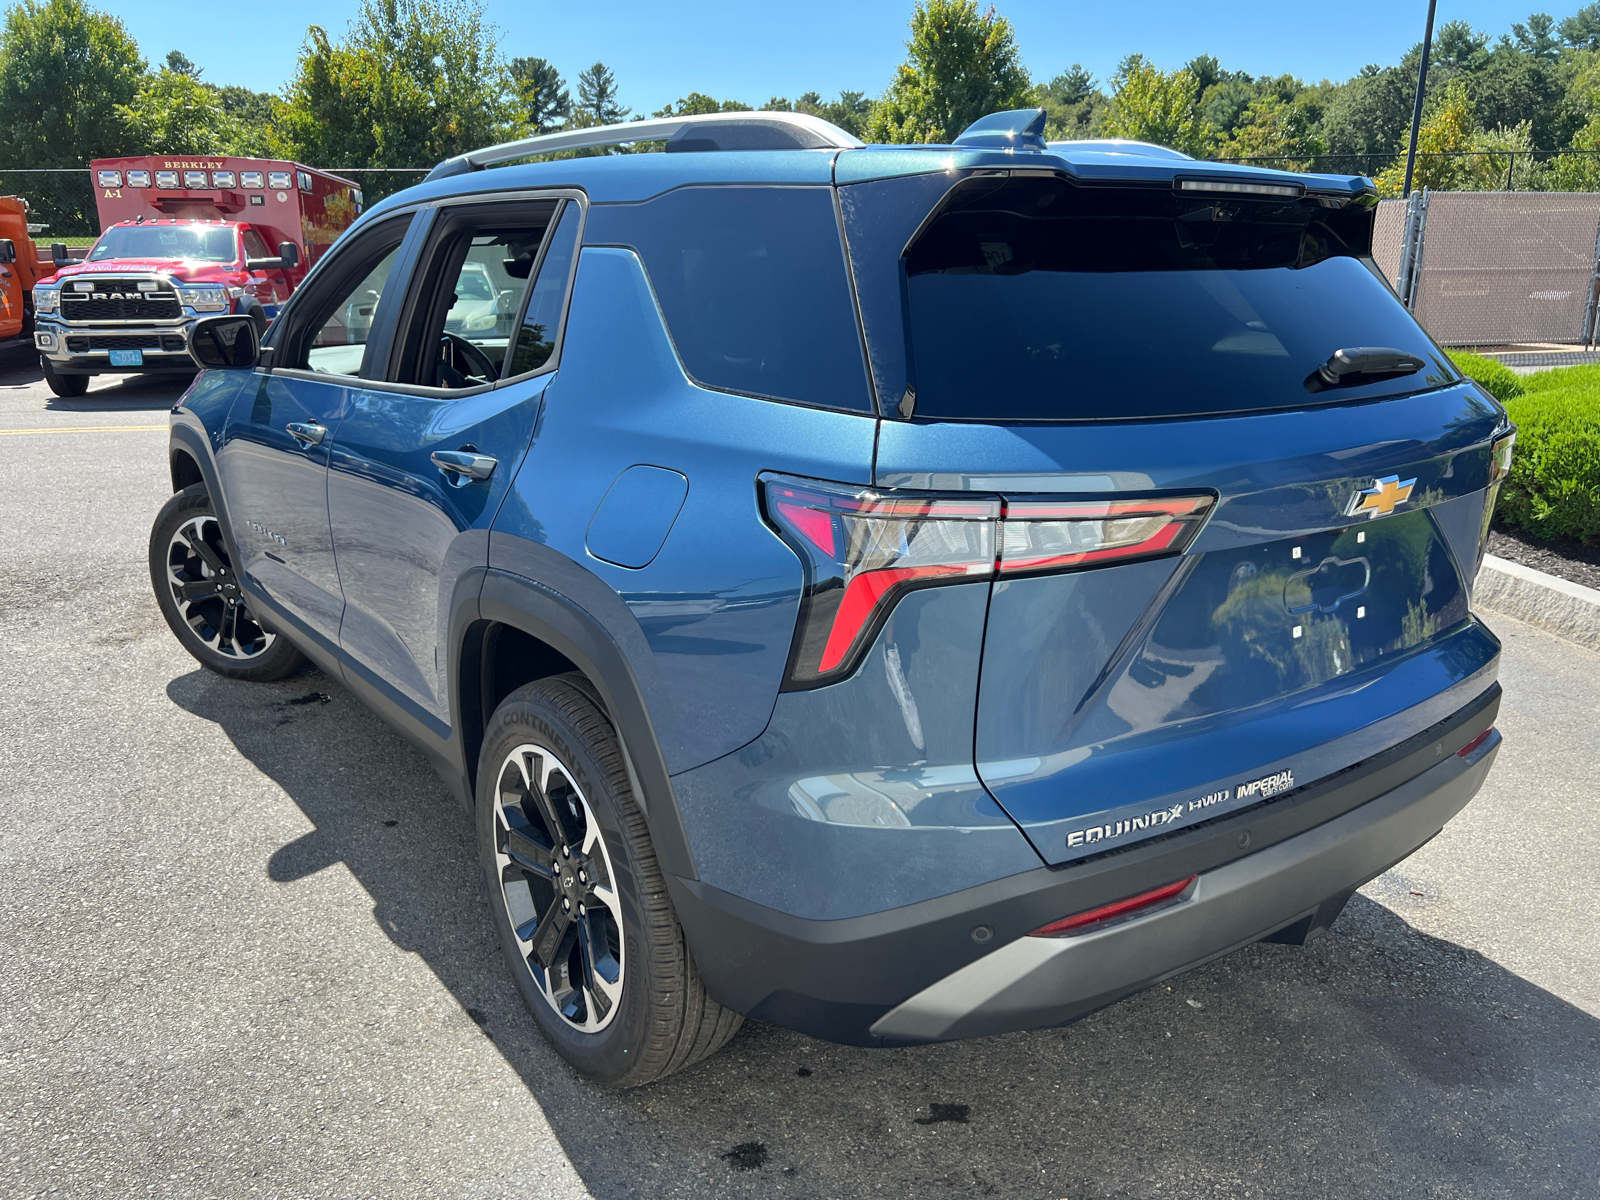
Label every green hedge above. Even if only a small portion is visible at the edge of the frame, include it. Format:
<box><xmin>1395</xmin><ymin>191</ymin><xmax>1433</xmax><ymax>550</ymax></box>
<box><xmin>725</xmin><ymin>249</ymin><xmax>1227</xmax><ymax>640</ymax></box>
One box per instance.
<box><xmin>1451</xmin><ymin>354</ymin><xmax>1600</xmax><ymax>542</ymax></box>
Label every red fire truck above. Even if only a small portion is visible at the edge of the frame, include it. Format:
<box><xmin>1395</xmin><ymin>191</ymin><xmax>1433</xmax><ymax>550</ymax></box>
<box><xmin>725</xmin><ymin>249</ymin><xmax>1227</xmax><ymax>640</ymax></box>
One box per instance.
<box><xmin>33</xmin><ymin>156</ymin><xmax>362</xmax><ymax>397</ymax></box>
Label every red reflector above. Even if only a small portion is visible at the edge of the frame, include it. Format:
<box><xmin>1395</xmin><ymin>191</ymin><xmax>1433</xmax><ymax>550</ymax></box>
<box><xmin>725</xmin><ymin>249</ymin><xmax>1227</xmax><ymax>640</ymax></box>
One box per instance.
<box><xmin>774</xmin><ymin>499</ymin><xmax>835</xmax><ymax>556</ymax></box>
<box><xmin>1028</xmin><ymin>875</ymin><xmax>1197</xmax><ymax>938</ymax></box>
<box><xmin>1457</xmin><ymin>728</ymin><xmax>1494</xmax><ymax>758</ymax></box>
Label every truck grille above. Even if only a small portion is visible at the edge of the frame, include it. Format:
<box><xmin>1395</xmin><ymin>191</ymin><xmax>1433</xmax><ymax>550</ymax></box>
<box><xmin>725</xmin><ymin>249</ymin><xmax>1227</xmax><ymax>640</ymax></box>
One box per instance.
<box><xmin>59</xmin><ymin>278</ymin><xmax>182</xmax><ymax>322</ymax></box>
<box><xmin>64</xmin><ymin>334</ymin><xmax>188</xmax><ymax>352</ymax></box>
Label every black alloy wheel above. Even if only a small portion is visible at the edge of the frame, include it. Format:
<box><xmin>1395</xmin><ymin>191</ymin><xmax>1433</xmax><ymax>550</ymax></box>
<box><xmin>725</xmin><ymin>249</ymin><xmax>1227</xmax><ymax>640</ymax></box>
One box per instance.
<box><xmin>477</xmin><ymin>675</ymin><xmax>742</xmax><ymax>1086</ymax></box>
<box><xmin>148</xmin><ymin>484</ymin><xmax>305</xmax><ymax>681</ymax></box>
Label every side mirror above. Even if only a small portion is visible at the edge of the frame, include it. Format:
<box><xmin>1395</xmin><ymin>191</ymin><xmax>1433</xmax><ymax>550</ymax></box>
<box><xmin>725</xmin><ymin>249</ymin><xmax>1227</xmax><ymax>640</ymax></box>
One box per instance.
<box><xmin>0</xmin><ymin>239</ymin><xmax>15</xmax><ymax>265</ymax></box>
<box><xmin>188</xmin><ymin>314</ymin><xmax>260</xmax><ymax>370</ymax></box>
<box><xmin>244</xmin><ymin>243</ymin><xmax>301</xmax><ymax>274</ymax></box>
<box><xmin>51</xmin><ymin>242</ymin><xmax>81</xmax><ymax>266</ymax></box>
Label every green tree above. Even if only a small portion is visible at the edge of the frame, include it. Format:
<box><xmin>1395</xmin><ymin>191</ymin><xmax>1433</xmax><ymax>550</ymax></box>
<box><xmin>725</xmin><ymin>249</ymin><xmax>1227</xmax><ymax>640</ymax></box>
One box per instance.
<box><xmin>763</xmin><ymin>90</ymin><xmax>875</xmax><ymax>136</ymax></box>
<box><xmin>164</xmin><ymin>49</ymin><xmax>199</xmax><ymax>77</ymax></box>
<box><xmin>1319</xmin><ymin>64</ymin><xmax>1413</xmax><ymax>164</ymax></box>
<box><xmin>653</xmin><ymin>92</ymin><xmax>751</xmax><ymax>117</ymax></box>
<box><xmin>1101</xmin><ymin>54</ymin><xmax>1211</xmax><ymax>156</ymax></box>
<box><xmin>510</xmin><ymin>56</ymin><xmax>569</xmax><ymax>133</ymax></box>
<box><xmin>280</xmin><ymin>0</ymin><xmax>521</xmax><ymax>186</ymax></box>
<box><xmin>1218</xmin><ymin>98</ymin><xmax>1324</xmax><ymax>169</ymax></box>
<box><xmin>1467</xmin><ymin>38</ymin><xmax>1575</xmax><ymax>150</ymax></box>
<box><xmin>864</xmin><ymin>0</ymin><xmax>1032</xmax><ymax>144</ymax></box>
<box><xmin>1034</xmin><ymin>65</ymin><xmax>1104</xmax><ymax>139</ymax></box>
<box><xmin>576</xmin><ymin>61</ymin><xmax>626</xmax><ymax>124</ymax></box>
<box><xmin>1559</xmin><ymin>2</ymin><xmax>1600</xmax><ymax>48</ymax></box>
<box><xmin>216</xmin><ymin>84</ymin><xmax>280</xmax><ymax>134</ymax></box>
<box><xmin>1374</xmin><ymin>78</ymin><xmax>1475</xmax><ymax>194</ymax></box>
<box><xmin>0</xmin><ymin>0</ymin><xmax>144</xmax><ymax>168</ymax></box>
<box><xmin>117</xmin><ymin>67</ymin><xmax>269</xmax><ymax>155</ymax></box>
<box><xmin>1511</xmin><ymin>11</ymin><xmax>1561</xmax><ymax>61</ymax></box>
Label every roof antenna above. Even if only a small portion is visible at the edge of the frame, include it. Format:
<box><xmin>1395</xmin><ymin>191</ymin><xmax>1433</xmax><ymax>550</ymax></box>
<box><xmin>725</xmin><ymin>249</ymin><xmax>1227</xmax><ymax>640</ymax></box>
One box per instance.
<box><xmin>897</xmin><ymin>385</ymin><xmax>916</xmax><ymax>419</ymax></box>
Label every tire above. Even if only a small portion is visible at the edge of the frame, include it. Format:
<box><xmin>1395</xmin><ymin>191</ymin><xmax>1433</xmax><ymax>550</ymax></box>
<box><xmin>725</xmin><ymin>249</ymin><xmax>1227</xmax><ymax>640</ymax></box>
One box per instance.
<box><xmin>478</xmin><ymin>674</ymin><xmax>742</xmax><ymax>1087</ymax></box>
<box><xmin>148</xmin><ymin>483</ymin><xmax>305</xmax><ymax>682</ymax></box>
<box><xmin>41</xmin><ymin>358</ymin><xmax>88</xmax><ymax>398</ymax></box>
<box><xmin>243</xmin><ymin>300</ymin><xmax>268</xmax><ymax>337</ymax></box>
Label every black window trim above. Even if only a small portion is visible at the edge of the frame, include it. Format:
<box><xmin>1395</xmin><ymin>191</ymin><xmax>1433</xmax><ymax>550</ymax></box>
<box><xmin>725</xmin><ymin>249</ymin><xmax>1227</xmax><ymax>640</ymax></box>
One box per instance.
<box><xmin>372</xmin><ymin>188</ymin><xmax>588</xmax><ymax>400</ymax></box>
<box><xmin>259</xmin><ymin>205</ymin><xmax>431</xmax><ymax>382</ymax></box>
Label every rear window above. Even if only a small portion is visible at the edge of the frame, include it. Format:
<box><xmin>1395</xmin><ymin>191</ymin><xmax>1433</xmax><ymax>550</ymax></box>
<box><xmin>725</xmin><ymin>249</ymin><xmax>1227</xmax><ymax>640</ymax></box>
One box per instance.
<box><xmin>586</xmin><ymin>186</ymin><xmax>872</xmax><ymax>412</ymax></box>
<box><xmin>904</xmin><ymin>177</ymin><xmax>1458</xmax><ymax>421</ymax></box>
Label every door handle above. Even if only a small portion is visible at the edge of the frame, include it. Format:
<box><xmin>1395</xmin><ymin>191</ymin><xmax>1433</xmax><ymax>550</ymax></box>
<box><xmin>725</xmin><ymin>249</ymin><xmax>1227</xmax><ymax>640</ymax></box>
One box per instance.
<box><xmin>286</xmin><ymin>421</ymin><xmax>326</xmax><ymax>446</ymax></box>
<box><xmin>431</xmin><ymin>450</ymin><xmax>497</xmax><ymax>482</ymax></box>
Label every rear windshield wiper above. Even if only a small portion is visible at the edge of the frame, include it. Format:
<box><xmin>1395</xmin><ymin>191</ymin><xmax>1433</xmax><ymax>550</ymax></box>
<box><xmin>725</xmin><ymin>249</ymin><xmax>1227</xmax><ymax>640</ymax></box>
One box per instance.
<box><xmin>1307</xmin><ymin>347</ymin><xmax>1426</xmax><ymax>392</ymax></box>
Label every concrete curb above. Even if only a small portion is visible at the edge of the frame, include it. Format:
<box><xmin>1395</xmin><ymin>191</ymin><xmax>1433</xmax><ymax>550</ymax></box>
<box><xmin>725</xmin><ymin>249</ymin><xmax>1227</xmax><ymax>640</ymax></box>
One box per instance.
<box><xmin>1476</xmin><ymin>554</ymin><xmax>1600</xmax><ymax>652</ymax></box>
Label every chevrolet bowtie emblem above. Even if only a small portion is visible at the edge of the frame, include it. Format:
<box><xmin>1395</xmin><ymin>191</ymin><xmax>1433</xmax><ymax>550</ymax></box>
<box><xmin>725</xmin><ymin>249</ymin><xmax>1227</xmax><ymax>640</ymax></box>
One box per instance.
<box><xmin>1346</xmin><ymin>475</ymin><xmax>1417</xmax><ymax>519</ymax></box>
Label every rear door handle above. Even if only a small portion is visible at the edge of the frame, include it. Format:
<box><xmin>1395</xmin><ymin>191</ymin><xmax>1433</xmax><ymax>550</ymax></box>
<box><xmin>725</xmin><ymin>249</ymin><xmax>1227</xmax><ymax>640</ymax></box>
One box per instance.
<box><xmin>431</xmin><ymin>450</ymin><xmax>497</xmax><ymax>482</ymax></box>
<box><xmin>286</xmin><ymin>421</ymin><xmax>326</xmax><ymax>446</ymax></box>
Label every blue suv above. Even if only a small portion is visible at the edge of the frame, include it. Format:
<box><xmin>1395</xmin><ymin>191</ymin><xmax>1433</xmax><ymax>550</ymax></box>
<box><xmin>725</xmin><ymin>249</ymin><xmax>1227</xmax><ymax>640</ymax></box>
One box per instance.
<box><xmin>149</xmin><ymin>109</ymin><xmax>1510</xmax><ymax>1086</ymax></box>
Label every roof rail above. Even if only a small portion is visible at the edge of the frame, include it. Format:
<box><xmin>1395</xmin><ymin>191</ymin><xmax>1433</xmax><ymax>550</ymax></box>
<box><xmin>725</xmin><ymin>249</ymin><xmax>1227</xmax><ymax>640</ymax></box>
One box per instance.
<box><xmin>427</xmin><ymin>111</ymin><xmax>865</xmax><ymax>181</ymax></box>
<box><xmin>1046</xmin><ymin>139</ymin><xmax>1193</xmax><ymax>161</ymax></box>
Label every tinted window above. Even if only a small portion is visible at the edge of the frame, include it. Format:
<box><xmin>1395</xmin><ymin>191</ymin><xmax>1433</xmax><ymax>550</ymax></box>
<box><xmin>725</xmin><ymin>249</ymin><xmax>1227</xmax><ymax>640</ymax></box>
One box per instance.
<box><xmin>593</xmin><ymin>186</ymin><xmax>872</xmax><ymax>412</ymax></box>
<box><xmin>242</xmin><ymin>229</ymin><xmax>270</xmax><ymax>260</ymax></box>
<box><xmin>905</xmin><ymin>177</ymin><xmax>1458</xmax><ymax>421</ymax></box>
<box><xmin>506</xmin><ymin>201</ymin><xmax>579</xmax><ymax>377</ymax></box>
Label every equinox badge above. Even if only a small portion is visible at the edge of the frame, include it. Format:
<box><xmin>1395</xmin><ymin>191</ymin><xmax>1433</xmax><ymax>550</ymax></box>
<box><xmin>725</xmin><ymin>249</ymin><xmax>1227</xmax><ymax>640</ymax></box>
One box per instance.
<box><xmin>1346</xmin><ymin>474</ymin><xmax>1416</xmax><ymax>519</ymax></box>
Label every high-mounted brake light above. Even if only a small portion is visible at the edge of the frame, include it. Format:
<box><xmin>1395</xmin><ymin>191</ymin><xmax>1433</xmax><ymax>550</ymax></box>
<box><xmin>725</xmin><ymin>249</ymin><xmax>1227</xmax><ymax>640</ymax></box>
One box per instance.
<box><xmin>1029</xmin><ymin>875</ymin><xmax>1198</xmax><ymax>938</ymax></box>
<box><xmin>762</xmin><ymin>475</ymin><xmax>1216</xmax><ymax>688</ymax></box>
<box><xmin>1177</xmin><ymin>178</ymin><xmax>1304</xmax><ymax>199</ymax></box>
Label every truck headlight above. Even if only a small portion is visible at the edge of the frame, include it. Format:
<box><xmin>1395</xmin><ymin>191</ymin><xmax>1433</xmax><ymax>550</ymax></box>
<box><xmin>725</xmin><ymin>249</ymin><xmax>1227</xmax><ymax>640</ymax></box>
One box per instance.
<box><xmin>34</xmin><ymin>286</ymin><xmax>58</xmax><ymax>314</ymax></box>
<box><xmin>177</xmin><ymin>285</ymin><xmax>228</xmax><ymax>312</ymax></box>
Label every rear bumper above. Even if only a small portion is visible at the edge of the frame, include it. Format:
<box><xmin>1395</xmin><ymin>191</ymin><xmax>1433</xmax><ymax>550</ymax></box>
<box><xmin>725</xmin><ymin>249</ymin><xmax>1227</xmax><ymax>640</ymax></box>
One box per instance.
<box><xmin>872</xmin><ymin>731</ymin><xmax>1496</xmax><ymax>1042</ymax></box>
<box><xmin>669</xmin><ymin>683</ymin><xmax>1500</xmax><ymax>1045</ymax></box>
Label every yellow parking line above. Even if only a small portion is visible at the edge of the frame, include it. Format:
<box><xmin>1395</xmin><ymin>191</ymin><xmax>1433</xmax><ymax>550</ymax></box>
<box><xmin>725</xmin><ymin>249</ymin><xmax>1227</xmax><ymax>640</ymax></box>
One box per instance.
<box><xmin>0</xmin><ymin>424</ymin><xmax>168</xmax><ymax>436</ymax></box>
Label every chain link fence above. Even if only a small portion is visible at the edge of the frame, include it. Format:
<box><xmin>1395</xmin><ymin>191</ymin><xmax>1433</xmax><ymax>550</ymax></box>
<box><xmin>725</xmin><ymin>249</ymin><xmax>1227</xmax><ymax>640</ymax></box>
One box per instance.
<box><xmin>1383</xmin><ymin>189</ymin><xmax>1600</xmax><ymax>347</ymax></box>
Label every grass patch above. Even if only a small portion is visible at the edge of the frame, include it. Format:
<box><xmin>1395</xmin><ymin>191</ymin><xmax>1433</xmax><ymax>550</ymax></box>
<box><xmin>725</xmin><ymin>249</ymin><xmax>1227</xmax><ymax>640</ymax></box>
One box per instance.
<box><xmin>1448</xmin><ymin>350</ymin><xmax>1524</xmax><ymax>403</ymax></box>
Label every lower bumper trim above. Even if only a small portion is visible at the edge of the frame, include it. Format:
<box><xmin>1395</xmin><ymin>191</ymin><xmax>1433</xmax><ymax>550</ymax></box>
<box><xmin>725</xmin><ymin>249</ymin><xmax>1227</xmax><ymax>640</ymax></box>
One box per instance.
<box><xmin>869</xmin><ymin>737</ymin><xmax>1497</xmax><ymax>1043</ymax></box>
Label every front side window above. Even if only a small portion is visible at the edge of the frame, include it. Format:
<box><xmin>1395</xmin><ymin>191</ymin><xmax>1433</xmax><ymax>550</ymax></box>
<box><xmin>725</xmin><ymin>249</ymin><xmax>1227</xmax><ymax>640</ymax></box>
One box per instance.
<box><xmin>278</xmin><ymin>214</ymin><xmax>412</xmax><ymax>377</ymax></box>
<box><xmin>242</xmin><ymin>229</ymin><xmax>270</xmax><ymax>260</ymax></box>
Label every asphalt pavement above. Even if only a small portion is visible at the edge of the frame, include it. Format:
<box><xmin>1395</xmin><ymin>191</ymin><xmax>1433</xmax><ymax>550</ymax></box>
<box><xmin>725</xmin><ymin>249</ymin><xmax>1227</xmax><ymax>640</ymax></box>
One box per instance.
<box><xmin>1</xmin><ymin>358</ymin><xmax>1597</xmax><ymax>1200</ymax></box>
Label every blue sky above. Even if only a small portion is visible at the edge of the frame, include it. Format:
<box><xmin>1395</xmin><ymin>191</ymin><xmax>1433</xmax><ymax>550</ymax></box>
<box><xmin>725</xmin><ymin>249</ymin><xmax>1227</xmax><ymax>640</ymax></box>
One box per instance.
<box><xmin>114</xmin><ymin>0</ymin><xmax>1562</xmax><ymax>106</ymax></box>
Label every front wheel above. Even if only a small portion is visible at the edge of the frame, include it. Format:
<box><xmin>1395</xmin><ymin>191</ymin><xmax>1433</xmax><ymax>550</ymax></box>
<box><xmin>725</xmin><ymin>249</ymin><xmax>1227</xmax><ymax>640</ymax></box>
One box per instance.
<box><xmin>478</xmin><ymin>675</ymin><xmax>741</xmax><ymax>1086</ymax></box>
<box><xmin>148</xmin><ymin>484</ymin><xmax>305</xmax><ymax>681</ymax></box>
<box><xmin>41</xmin><ymin>358</ymin><xmax>88</xmax><ymax>398</ymax></box>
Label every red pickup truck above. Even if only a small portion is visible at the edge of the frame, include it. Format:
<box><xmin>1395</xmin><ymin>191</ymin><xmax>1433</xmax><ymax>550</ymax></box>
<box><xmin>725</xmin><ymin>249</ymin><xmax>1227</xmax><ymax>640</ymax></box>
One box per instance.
<box><xmin>33</xmin><ymin>156</ymin><xmax>360</xmax><ymax>397</ymax></box>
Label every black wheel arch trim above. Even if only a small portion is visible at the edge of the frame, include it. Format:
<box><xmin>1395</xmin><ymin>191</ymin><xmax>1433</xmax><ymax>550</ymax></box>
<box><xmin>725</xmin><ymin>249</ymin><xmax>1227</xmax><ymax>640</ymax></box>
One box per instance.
<box><xmin>168</xmin><ymin>421</ymin><xmax>243</xmax><ymax>569</ymax></box>
<box><xmin>474</xmin><ymin>567</ymin><xmax>699</xmax><ymax>882</ymax></box>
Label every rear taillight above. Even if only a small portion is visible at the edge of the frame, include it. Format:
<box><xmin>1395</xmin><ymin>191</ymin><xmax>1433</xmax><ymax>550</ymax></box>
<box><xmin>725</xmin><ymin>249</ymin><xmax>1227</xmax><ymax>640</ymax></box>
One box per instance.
<box><xmin>763</xmin><ymin>477</ymin><xmax>998</xmax><ymax>687</ymax></box>
<box><xmin>1028</xmin><ymin>875</ymin><xmax>1198</xmax><ymax>938</ymax></box>
<box><xmin>761</xmin><ymin>475</ymin><xmax>1215</xmax><ymax>688</ymax></box>
<box><xmin>1490</xmin><ymin>431</ymin><xmax>1515</xmax><ymax>484</ymax></box>
<box><xmin>999</xmin><ymin>495</ymin><xmax>1214</xmax><ymax>575</ymax></box>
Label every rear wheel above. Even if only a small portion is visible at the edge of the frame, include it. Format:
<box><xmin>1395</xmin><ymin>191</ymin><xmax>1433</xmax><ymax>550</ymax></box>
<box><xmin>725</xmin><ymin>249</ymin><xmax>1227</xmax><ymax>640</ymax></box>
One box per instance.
<box><xmin>478</xmin><ymin>675</ymin><xmax>741</xmax><ymax>1086</ymax></box>
<box><xmin>41</xmin><ymin>358</ymin><xmax>87</xmax><ymax>398</ymax></box>
<box><xmin>148</xmin><ymin>484</ymin><xmax>305</xmax><ymax>681</ymax></box>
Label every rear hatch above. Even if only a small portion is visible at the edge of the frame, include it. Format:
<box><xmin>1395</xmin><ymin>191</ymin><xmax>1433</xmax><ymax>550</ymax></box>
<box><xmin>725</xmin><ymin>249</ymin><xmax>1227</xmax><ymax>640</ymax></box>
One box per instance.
<box><xmin>839</xmin><ymin>157</ymin><xmax>1511</xmax><ymax>865</ymax></box>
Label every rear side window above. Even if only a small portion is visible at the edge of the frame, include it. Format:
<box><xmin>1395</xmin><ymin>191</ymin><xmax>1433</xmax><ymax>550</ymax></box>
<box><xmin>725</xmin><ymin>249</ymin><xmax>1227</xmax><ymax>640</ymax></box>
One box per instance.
<box><xmin>905</xmin><ymin>177</ymin><xmax>1458</xmax><ymax>421</ymax></box>
<box><xmin>589</xmin><ymin>186</ymin><xmax>872</xmax><ymax>412</ymax></box>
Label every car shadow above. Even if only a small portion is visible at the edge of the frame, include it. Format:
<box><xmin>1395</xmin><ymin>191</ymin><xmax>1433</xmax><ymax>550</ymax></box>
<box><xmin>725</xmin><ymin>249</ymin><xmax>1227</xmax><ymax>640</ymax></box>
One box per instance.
<box><xmin>167</xmin><ymin>665</ymin><xmax>1600</xmax><ymax>1199</ymax></box>
<box><xmin>0</xmin><ymin>354</ymin><xmax>190</xmax><ymax>410</ymax></box>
